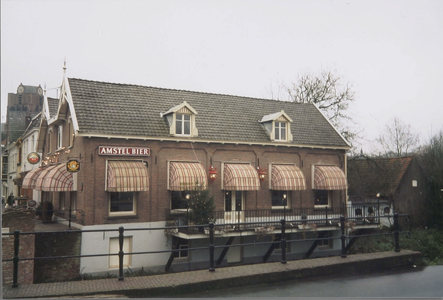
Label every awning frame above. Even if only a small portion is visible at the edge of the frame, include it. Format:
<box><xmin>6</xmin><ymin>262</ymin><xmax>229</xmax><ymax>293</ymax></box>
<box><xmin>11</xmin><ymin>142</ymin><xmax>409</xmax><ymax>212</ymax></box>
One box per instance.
<box><xmin>269</xmin><ymin>163</ymin><xmax>306</xmax><ymax>191</ymax></box>
<box><xmin>106</xmin><ymin>160</ymin><xmax>149</xmax><ymax>192</ymax></box>
<box><xmin>222</xmin><ymin>162</ymin><xmax>260</xmax><ymax>191</ymax></box>
<box><xmin>312</xmin><ymin>165</ymin><xmax>348</xmax><ymax>190</ymax></box>
<box><xmin>167</xmin><ymin>161</ymin><xmax>207</xmax><ymax>191</ymax></box>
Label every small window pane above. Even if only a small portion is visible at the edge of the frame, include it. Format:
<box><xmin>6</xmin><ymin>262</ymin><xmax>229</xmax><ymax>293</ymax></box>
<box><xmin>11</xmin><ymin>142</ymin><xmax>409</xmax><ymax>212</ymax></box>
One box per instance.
<box><xmin>281</xmin><ymin>127</ymin><xmax>286</xmax><ymax>140</ymax></box>
<box><xmin>314</xmin><ymin>190</ymin><xmax>329</xmax><ymax>206</ymax></box>
<box><xmin>176</xmin><ymin>119</ymin><xmax>182</xmax><ymax>134</ymax></box>
<box><xmin>225</xmin><ymin>191</ymin><xmax>232</xmax><ymax>211</ymax></box>
<box><xmin>171</xmin><ymin>191</ymin><xmax>189</xmax><ymax>209</ymax></box>
<box><xmin>272</xmin><ymin>190</ymin><xmax>288</xmax><ymax>207</ymax></box>
<box><xmin>184</xmin><ymin>120</ymin><xmax>190</xmax><ymax>135</ymax></box>
<box><xmin>184</xmin><ymin>114</ymin><xmax>191</xmax><ymax>121</ymax></box>
<box><xmin>110</xmin><ymin>192</ymin><xmax>134</xmax><ymax>212</ymax></box>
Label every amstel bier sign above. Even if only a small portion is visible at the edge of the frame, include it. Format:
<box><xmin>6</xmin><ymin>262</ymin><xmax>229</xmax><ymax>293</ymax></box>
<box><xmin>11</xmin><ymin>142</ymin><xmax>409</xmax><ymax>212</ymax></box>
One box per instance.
<box><xmin>98</xmin><ymin>146</ymin><xmax>151</xmax><ymax>156</ymax></box>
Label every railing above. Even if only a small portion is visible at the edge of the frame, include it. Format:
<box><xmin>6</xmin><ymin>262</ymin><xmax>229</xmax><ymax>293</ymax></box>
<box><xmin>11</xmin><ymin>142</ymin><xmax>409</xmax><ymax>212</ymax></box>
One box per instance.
<box><xmin>165</xmin><ymin>205</ymin><xmax>382</xmax><ymax>234</ymax></box>
<box><xmin>54</xmin><ymin>208</ymin><xmax>84</xmax><ymax>229</ymax></box>
<box><xmin>2</xmin><ymin>213</ymin><xmax>410</xmax><ymax>288</ymax></box>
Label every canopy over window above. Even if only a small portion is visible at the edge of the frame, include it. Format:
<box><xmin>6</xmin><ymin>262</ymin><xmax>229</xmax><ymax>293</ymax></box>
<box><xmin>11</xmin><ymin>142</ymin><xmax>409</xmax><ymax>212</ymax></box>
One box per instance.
<box><xmin>22</xmin><ymin>167</ymin><xmax>47</xmax><ymax>189</ymax></box>
<box><xmin>314</xmin><ymin>166</ymin><xmax>348</xmax><ymax>190</ymax></box>
<box><xmin>107</xmin><ymin>161</ymin><xmax>149</xmax><ymax>192</ymax></box>
<box><xmin>34</xmin><ymin>165</ymin><xmax>58</xmax><ymax>191</ymax></box>
<box><xmin>271</xmin><ymin>164</ymin><xmax>306</xmax><ymax>190</ymax></box>
<box><xmin>42</xmin><ymin>164</ymin><xmax>75</xmax><ymax>192</ymax></box>
<box><xmin>169</xmin><ymin>162</ymin><xmax>207</xmax><ymax>191</ymax></box>
<box><xmin>223</xmin><ymin>164</ymin><xmax>260</xmax><ymax>191</ymax></box>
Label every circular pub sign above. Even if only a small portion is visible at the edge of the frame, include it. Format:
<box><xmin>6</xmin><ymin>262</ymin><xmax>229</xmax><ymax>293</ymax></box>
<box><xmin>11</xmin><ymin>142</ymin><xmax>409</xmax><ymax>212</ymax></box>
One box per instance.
<box><xmin>27</xmin><ymin>152</ymin><xmax>41</xmax><ymax>164</ymax></box>
<box><xmin>27</xmin><ymin>200</ymin><xmax>38</xmax><ymax>208</ymax></box>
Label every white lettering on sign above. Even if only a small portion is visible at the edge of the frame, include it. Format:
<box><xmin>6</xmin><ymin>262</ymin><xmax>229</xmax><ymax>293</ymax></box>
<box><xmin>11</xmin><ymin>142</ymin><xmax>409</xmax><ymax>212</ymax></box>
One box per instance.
<box><xmin>98</xmin><ymin>146</ymin><xmax>150</xmax><ymax>156</ymax></box>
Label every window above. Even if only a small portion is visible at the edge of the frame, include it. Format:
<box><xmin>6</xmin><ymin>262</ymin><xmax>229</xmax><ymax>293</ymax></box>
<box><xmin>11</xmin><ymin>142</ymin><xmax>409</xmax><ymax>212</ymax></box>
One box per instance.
<box><xmin>314</xmin><ymin>190</ymin><xmax>330</xmax><ymax>206</ymax></box>
<box><xmin>171</xmin><ymin>191</ymin><xmax>190</xmax><ymax>210</ymax></box>
<box><xmin>109</xmin><ymin>236</ymin><xmax>132</xmax><ymax>269</ymax></box>
<box><xmin>412</xmin><ymin>180</ymin><xmax>418</xmax><ymax>187</ymax></box>
<box><xmin>57</xmin><ymin>126</ymin><xmax>63</xmax><ymax>149</ymax></box>
<box><xmin>68</xmin><ymin>120</ymin><xmax>74</xmax><ymax>147</ymax></box>
<box><xmin>48</xmin><ymin>130</ymin><xmax>52</xmax><ymax>153</ymax></box>
<box><xmin>274</xmin><ymin>122</ymin><xmax>287</xmax><ymax>141</ymax></box>
<box><xmin>59</xmin><ymin>192</ymin><xmax>65</xmax><ymax>210</ymax></box>
<box><xmin>271</xmin><ymin>190</ymin><xmax>290</xmax><ymax>209</ymax></box>
<box><xmin>70</xmin><ymin>191</ymin><xmax>77</xmax><ymax>212</ymax></box>
<box><xmin>175</xmin><ymin>114</ymin><xmax>191</xmax><ymax>136</ymax></box>
<box><xmin>225</xmin><ymin>191</ymin><xmax>244</xmax><ymax>212</ymax></box>
<box><xmin>318</xmin><ymin>231</ymin><xmax>333</xmax><ymax>248</ymax></box>
<box><xmin>109</xmin><ymin>192</ymin><xmax>136</xmax><ymax>216</ymax></box>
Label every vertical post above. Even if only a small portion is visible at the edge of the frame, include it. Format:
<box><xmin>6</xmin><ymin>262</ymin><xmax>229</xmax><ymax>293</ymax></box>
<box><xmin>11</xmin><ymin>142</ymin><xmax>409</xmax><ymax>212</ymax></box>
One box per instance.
<box><xmin>325</xmin><ymin>206</ymin><xmax>328</xmax><ymax>226</ymax></box>
<box><xmin>12</xmin><ymin>230</ymin><xmax>20</xmax><ymax>288</ymax></box>
<box><xmin>280</xmin><ymin>219</ymin><xmax>287</xmax><ymax>264</ymax></box>
<box><xmin>394</xmin><ymin>213</ymin><xmax>400</xmax><ymax>252</ymax></box>
<box><xmin>68</xmin><ymin>206</ymin><xmax>72</xmax><ymax>230</ymax></box>
<box><xmin>118</xmin><ymin>226</ymin><xmax>124</xmax><ymax>281</ymax></box>
<box><xmin>209</xmin><ymin>223</ymin><xmax>215</xmax><ymax>271</ymax></box>
<box><xmin>340</xmin><ymin>216</ymin><xmax>347</xmax><ymax>258</ymax></box>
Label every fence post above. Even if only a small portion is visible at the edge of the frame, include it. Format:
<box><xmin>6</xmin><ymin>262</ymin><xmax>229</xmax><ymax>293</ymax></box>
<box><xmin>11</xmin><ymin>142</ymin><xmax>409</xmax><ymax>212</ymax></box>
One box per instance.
<box><xmin>280</xmin><ymin>219</ymin><xmax>287</xmax><ymax>264</ymax></box>
<box><xmin>12</xmin><ymin>230</ymin><xmax>20</xmax><ymax>288</ymax></box>
<box><xmin>209</xmin><ymin>222</ymin><xmax>215</xmax><ymax>271</ymax></box>
<box><xmin>118</xmin><ymin>226</ymin><xmax>124</xmax><ymax>281</ymax></box>
<box><xmin>325</xmin><ymin>206</ymin><xmax>328</xmax><ymax>226</ymax></box>
<box><xmin>340</xmin><ymin>216</ymin><xmax>347</xmax><ymax>258</ymax></box>
<box><xmin>394</xmin><ymin>213</ymin><xmax>400</xmax><ymax>252</ymax></box>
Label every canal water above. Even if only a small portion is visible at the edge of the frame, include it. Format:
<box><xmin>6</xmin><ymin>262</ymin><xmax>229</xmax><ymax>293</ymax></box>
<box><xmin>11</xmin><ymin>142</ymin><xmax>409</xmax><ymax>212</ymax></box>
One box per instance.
<box><xmin>179</xmin><ymin>265</ymin><xmax>443</xmax><ymax>298</ymax></box>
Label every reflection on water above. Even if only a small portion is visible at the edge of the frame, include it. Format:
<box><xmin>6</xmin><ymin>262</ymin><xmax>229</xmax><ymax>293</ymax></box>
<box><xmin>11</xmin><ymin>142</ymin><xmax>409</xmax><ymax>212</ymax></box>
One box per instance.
<box><xmin>178</xmin><ymin>265</ymin><xmax>443</xmax><ymax>298</ymax></box>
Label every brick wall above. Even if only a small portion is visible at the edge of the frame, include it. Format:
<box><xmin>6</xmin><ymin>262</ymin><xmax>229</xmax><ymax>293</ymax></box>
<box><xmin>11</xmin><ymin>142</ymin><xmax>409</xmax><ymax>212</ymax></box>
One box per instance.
<box><xmin>34</xmin><ymin>231</ymin><xmax>81</xmax><ymax>283</ymax></box>
<box><xmin>2</xmin><ymin>208</ymin><xmax>35</xmax><ymax>286</ymax></box>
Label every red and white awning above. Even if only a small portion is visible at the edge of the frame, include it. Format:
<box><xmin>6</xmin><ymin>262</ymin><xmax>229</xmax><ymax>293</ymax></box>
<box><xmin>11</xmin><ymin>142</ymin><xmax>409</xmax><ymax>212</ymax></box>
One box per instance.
<box><xmin>169</xmin><ymin>162</ymin><xmax>207</xmax><ymax>191</ymax></box>
<box><xmin>42</xmin><ymin>164</ymin><xmax>74</xmax><ymax>192</ymax></box>
<box><xmin>223</xmin><ymin>164</ymin><xmax>260</xmax><ymax>191</ymax></box>
<box><xmin>22</xmin><ymin>167</ymin><xmax>47</xmax><ymax>189</ymax></box>
<box><xmin>34</xmin><ymin>165</ymin><xmax>58</xmax><ymax>191</ymax></box>
<box><xmin>314</xmin><ymin>166</ymin><xmax>348</xmax><ymax>190</ymax></box>
<box><xmin>271</xmin><ymin>164</ymin><xmax>306</xmax><ymax>190</ymax></box>
<box><xmin>107</xmin><ymin>161</ymin><xmax>149</xmax><ymax>192</ymax></box>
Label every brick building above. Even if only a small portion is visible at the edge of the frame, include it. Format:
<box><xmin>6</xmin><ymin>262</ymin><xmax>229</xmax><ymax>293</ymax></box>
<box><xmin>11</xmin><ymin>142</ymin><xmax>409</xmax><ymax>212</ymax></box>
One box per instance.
<box><xmin>23</xmin><ymin>72</ymin><xmax>373</xmax><ymax>275</ymax></box>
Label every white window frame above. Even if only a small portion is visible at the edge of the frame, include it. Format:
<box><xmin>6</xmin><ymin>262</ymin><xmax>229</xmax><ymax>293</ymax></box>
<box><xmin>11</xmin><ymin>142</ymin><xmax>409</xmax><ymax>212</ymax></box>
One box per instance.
<box><xmin>175</xmin><ymin>113</ymin><xmax>191</xmax><ymax>136</ymax></box>
<box><xmin>274</xmin><ymin>121</ymin><xmax>287</xmax><ymax>141</ymax></box>
<box><xmin>57</xmin><ymin>125</ymin><xmax>63</xmax><ymax>150</ymax></box>
<box><xmin>271</xmin><ymin>190</ymin><xmax>290</xmax><ymax>210</ymax></box>
<box><xmin>108</xmin><ymin>192</ymin><xmax>137</xmax><ymax>217</ymax></box>
<box><xmin>109</xmin><ymin>236</ymin><xmax>132</xmax><ymax>269</ymax></box>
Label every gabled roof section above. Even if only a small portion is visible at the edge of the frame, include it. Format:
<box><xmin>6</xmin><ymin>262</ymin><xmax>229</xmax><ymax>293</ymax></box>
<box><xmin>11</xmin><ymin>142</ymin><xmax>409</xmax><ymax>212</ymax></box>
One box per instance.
<box><xmin>259</xmin><ymin>110</ymin><xmax>293</xmax><ymax>123</ymax></box>
<box><xmin>67</xmin><ymin>78</ymin><xmax>350</xmax><ymax>148</ymax></box>
<box><xmin>162</xmin><ymin>101</ymin><xmax>198</xmax><ymax>116</ymax></box>
<box><xmin>22</xmin><ymin>113</ymin><xmax>42</xmax><ymax>137</ymax></box>
<box><xmin>347</xmin><ymin>156</ymin><xmax>413</xmax><ymax>200</ymax></box>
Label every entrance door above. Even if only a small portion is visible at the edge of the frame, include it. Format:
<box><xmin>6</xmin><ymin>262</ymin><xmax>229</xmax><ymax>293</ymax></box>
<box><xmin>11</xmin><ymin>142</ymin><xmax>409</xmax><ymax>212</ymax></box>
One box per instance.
<box><xmin>224</xmin><ymin>191</ymin><xmax>245</xmax><ymax>225</ymax></box>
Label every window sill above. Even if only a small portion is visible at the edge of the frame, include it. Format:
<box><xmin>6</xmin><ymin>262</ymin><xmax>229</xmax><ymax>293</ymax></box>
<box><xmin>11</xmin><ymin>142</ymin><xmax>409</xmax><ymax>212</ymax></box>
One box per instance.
<box><xmin>271</xmin><ymin>208</ymin><xmax>292</xmax><ymax>212</ymax></box>
<box><xmin>107</xmin><ymin>215</ymin><xmax>138</xmax><ymax>220</ymax></box>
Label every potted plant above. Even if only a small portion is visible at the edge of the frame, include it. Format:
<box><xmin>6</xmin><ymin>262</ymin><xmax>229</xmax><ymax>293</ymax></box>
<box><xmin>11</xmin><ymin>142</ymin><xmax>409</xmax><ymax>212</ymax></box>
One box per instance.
<box><xmin>187</xmin><ymin>188</ymin><xmax>216</xmax><ymax>232</ymax></box>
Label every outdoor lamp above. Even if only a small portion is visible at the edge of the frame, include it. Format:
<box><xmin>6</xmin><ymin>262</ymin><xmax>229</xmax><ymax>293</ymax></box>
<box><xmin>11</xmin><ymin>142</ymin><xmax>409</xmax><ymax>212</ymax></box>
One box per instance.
<box><xmin>257</xmin><ymin>167</ymin><xmax>267</xmax><ymax>181</ymax></box>
<box><xmin>209</xmin><ymin>166</ymin><xmax>218</xmax><ymax>181</ymax></box>
<box><xmin>185</xmin><ymin>194</ymin><xmax>190</xmax><ymax>200</ymax></box>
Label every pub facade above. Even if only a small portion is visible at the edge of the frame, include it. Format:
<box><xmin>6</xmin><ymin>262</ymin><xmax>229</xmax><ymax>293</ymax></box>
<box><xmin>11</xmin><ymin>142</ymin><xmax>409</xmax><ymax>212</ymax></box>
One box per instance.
<box><xmin>27</xmin><ymin>73</ymin><xmax>359</xmax><ymax>275</ymax></box>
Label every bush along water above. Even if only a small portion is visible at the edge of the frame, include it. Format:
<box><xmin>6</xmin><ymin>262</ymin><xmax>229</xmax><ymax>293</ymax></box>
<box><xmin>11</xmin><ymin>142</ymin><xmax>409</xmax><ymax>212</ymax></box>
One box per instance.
<box><xmin>349</xmin><ymin>227</ymin><xmax>443</xmax><ymax>266</ymax></box>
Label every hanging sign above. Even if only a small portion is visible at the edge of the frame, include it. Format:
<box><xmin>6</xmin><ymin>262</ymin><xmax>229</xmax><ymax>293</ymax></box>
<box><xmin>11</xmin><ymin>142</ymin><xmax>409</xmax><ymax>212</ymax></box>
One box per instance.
<box><xmin>27</xmin><ymin>152</ymin><xmax>41</xmax><ymax>164</ymax></box>
<box><xmin>98</xmin><ymin>146</ymin><xmax>150</xmax><ymax>156</ymax></box>
<box><xmin>66</xmin><ymin>159</ymin><xmax>81</xmax><ymax>173</ymax></box>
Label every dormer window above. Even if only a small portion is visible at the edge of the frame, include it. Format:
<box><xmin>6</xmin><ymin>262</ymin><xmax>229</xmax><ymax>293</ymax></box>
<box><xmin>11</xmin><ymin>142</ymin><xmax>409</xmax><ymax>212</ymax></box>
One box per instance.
<box><xmin>274</xmin><ymin>121</ymin><xmax>287</xmax><ymax>141</ymax></box>
<box><xmin>259</xmin><ymin>110</ymin><xmax>293</xmax><ymax>142</ymax></box>
<box><xmin>176</xmin><ymin>113</ymin><xmax>191</xmax><ymax>136</ymax></box>
<box><xmin>162</xmin><ymin>101</ymin><xmax>198</xmax><ymax>137</ymax></box>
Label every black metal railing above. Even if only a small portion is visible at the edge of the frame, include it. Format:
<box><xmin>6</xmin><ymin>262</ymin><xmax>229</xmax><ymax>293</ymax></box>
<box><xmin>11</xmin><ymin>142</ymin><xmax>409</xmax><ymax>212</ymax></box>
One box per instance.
<box><xmin>165</xmin><ymin>205</ymin><xmax>382</xmax><ymax>234</ymax></box>
<box><xmin>2</xmin><ymin>213</ymin><xmax>409</xmax><ymax>288</ymax></box>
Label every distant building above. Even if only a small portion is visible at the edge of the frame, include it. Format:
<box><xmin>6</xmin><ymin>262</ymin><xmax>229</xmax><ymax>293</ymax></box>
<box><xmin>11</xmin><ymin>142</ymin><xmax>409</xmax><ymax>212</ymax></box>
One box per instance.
<box><xmin>347</xmin><ymin>155</ymin><xmax>427</xmax><ymax>227</ymax></box>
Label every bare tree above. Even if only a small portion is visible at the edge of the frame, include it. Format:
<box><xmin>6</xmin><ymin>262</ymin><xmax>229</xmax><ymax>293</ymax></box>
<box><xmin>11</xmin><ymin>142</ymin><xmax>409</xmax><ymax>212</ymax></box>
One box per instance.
<box><xmin>377</xmin><ymin>117</ymin><xmax>419</xmax><ymax>157</ymax></box>
<box><xmin>283</xmin><ymin>70</ymin><xmax>357</xmax><ymax>144</ymax></box>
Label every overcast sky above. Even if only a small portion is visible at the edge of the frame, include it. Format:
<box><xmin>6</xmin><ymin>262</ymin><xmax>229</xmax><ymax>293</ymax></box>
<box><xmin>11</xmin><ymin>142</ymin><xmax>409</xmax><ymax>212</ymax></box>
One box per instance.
<box><xmin>2</xmin><ymin>0</ymin><xmax>442</xmax><ymax>153</ymax></box>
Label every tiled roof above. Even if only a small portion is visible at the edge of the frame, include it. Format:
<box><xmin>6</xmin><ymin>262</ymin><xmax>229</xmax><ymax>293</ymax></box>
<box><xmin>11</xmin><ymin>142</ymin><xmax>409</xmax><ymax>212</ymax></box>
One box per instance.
<box><xmin>68</xmin><ymin>78</ymin><xmax>349</xmax><ymax>148</ymax></box>
<box><xmin>23</xmin><ymin>113</ymin><xmax>41</xmax><ymax>136</ymax></box>
<box><xmin>347</xmin><ymin>156</ymin><xmax>413</xmax><ymax>199</ymax></box>
<box><xmin>47</xmin><ymin>97</ymin><xmax>59</xmax><ymax>119</ymax></box>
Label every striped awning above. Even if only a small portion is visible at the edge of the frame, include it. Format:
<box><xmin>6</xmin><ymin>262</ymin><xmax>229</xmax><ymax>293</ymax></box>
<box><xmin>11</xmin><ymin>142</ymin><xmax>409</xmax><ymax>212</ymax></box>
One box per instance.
<box><xmin>42</xmin><ymin>164</ymin><xmax>75</xmax><ymax>192</ymax></box>
<box><xmin>34</xmin><ymin>165</ymin><xmax>58</xmax><ymax>191</ymax></box>
<box><xmin>314</xmin><ymin>166</ymin><xmax>348</xmax><ymax>190</ymax></box>
<box><xmin>107</xmin><ymin>161</ymin><xmax>149</xmax><ymax>192</ymax></box>
<box><xmin>22</xmin><ymin>167</ymin><xmax>47</xmax><ymax>189</ymax></box>
<box><xmin>223</xmin><ymin>164</ymin><xmax>260</xmax><ymax>191</ymax></box>
<box><xmin>271</xmin><ymin>164</ymin><xmax>306</xmax><ymax>190</ymax></box>
<box><xmin>169</xmin><ymin>162</ymin><xmax>207</xmax><ymax>191</ymax></box>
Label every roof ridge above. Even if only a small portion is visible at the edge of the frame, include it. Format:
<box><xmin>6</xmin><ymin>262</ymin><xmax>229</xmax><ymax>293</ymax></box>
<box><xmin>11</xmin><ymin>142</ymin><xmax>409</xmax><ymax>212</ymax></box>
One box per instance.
<box><xmin>67</xmin><ymin>77</ymin><xmax>312</xmax><ymax>106</ymax></box>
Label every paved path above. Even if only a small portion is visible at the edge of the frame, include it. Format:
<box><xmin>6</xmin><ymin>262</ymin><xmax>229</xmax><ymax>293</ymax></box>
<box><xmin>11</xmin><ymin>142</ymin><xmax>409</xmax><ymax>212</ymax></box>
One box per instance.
<box><xmin>3</xmin><ymin>250</ymin><xmax>421</xmax><ymax>299</ymax></box>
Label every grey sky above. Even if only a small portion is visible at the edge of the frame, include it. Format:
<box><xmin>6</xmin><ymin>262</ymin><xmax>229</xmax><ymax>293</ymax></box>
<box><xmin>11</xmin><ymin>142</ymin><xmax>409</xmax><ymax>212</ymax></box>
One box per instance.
<box><xmin>2</xmin><ymin>0</ymin><xmax>442</xmax><ymax>152</ymax></box>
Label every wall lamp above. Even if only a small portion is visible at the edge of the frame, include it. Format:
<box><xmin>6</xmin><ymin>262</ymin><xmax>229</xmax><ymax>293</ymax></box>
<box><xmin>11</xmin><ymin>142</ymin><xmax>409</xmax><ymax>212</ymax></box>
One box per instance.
<box><xmin>257</xmin><ymin>167</ymin><xmax>267</xmax><ymax>181</ymax></box>
<box><xmin>209</xmin><ymin>166</ymin><xmax>218</xmax><ymax>181</ymax></box>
